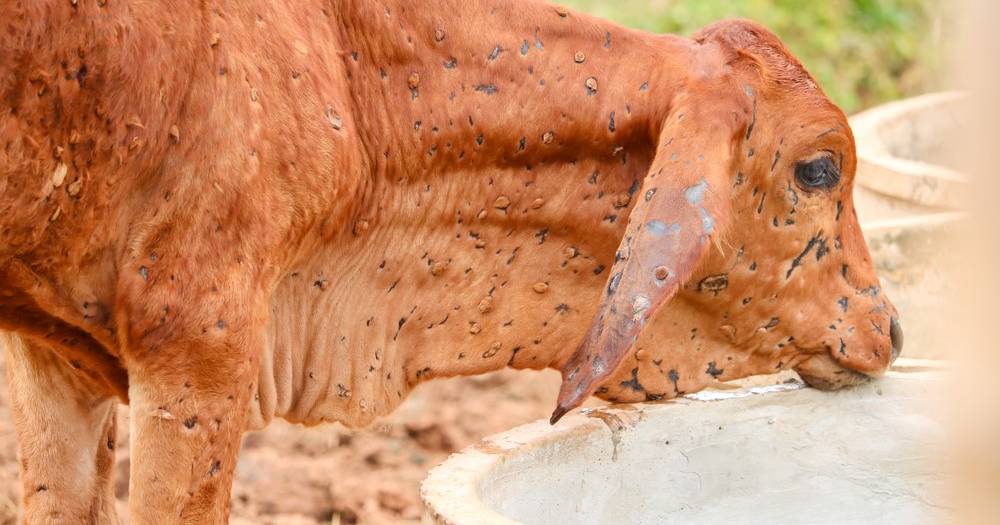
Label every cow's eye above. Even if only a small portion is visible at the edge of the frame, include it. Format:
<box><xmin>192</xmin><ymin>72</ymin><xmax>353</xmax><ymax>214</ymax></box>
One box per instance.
<box><xmin>794</xmin><ymin>157</ymin><xmax>840</xmax><ymax>190</ymax></box>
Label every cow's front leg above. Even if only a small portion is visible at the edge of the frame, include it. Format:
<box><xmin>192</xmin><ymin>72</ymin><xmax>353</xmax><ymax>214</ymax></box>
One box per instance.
<box><xmin>3</xmin><ymin>333</ymin><xmax>120</xmax><ymax>524</ymax></box>
<box><xmin>126</xmin><ymin>334</ymin><xmax>259</xmax><ymax>525</ymax></box>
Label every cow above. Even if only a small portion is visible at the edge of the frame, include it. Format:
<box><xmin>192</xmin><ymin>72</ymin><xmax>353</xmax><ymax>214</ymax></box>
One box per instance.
<box><xmin>0</xmin><ymin>0</ymin><xmax>902</xmax><ymax>523</ymax></box>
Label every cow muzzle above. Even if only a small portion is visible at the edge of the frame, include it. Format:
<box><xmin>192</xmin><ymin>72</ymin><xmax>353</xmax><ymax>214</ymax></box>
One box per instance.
<box><xmin>796</xmin><ymin>315</ymin><xmax>902</xmax><ymax>390</ymax></box>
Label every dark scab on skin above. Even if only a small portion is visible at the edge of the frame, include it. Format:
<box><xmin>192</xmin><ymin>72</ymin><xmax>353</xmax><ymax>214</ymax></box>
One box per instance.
<box><xmin>786</xmin><ymin>232</ymin><xmax>824</xmax><ymax>279</ymax></box>
<box><xmin>705</xmin><ymin>361</ymin><xmax>724</xmax><ymax>378</ymax></box>
<box><xmin>607</xmin><ymin>270</ymin><xmax>622</xmax><ymax>297</ymax></box>
<box><xmin>815</xmin><ymin>237</ymin><xmax>830</xmax><ymax>260</ymax></box>
<box><xmin>858</xmin><ymin>285</ymin><xmax>882</xmax><ymax>297</ymax></box>
<box><xmin>507</xmin><ymin>346</ymin><xmax>523</xmax><ymax>366</ymax></box>
<box><xmin>393</xmin><ymin>317</ymin><xmax>407</xmax><ymax>341</ymax></box>
<box><xmin>475</xmin><ymin>84</ymin><xmax>498</xmax><ymax>95</ymax></box>
<box><xmin>697</xmin><ymin>274</ymin><xmax>728</xmax><ymax>294</ymax></box>
<box><xmin>619</xmin><ymin>367</ymin><xmax>644</xmax><ymax>392</ymax></box>
<box><xmin>76</xmin><ymin>63</ymin><xmax>88</xmax><ymax>86</ymax></box>
<box><xmin>667</xmin><ymin>369</ymin><xmax>680</xmax><ymax>394</ymax></box>
<box><xmin>535</xmin><ymin>228</ymin><xmax>548</xmax><ymax>244</ymax></box>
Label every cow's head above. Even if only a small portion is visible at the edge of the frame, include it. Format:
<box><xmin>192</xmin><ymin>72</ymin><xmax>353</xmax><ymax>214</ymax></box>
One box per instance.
<box><xmin>552</xmin><ymin>20</ymin><xmax>901</xmax><ymax>422</ymax></box>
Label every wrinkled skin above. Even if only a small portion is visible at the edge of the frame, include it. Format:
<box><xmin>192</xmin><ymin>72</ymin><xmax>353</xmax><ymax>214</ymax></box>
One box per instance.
<box><xmin>0</xmin><ymin>0</ymin><xmax>898</xmax><ymax>522</ymax></box>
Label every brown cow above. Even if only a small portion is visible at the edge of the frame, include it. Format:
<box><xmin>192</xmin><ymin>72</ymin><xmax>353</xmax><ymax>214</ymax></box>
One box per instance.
<box><xmin>0</xmin><ymin>0</ymin><xmax>901</xmax><ymax>522</ymax></box>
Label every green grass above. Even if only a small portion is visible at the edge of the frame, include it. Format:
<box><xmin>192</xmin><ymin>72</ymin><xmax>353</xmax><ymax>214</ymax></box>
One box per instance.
<box><xmin>559</xmin><ymin>0</ymin><xmax>952</xmax><ymax>113</ymax></box>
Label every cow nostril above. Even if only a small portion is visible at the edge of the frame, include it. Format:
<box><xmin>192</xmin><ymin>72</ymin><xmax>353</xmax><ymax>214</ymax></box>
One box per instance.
<box><xmin>889</xmin><ymin>317</ymin><xmax>903</xmax><ymax>362</ymax></box>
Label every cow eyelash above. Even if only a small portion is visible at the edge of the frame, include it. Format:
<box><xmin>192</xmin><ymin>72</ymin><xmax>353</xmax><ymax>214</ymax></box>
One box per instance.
<box><xmin>794</xmin><ymin>157</ymin><xmax>840</xmax><ymax>190</ymax></box>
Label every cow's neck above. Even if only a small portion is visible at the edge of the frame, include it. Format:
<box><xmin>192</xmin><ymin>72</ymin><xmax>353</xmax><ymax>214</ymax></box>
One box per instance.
<box><xmin>337</xmin><ymin>0</ymin><xmax>689</xmax><ymax>175</ymax></box>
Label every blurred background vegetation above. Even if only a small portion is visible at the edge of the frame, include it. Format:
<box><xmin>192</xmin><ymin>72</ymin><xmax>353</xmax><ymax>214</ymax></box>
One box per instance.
<box><xmin>560</xmin><ymin>0</ymin><xmax>953</xmax><ymax>113</ymax></box>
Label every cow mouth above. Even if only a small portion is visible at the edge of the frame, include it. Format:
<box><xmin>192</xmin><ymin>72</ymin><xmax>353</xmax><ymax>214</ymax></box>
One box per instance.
<box><xmin>792</xmin><ymin>351</ymin><xmax>873</xmax><ymax>391</ymax></box>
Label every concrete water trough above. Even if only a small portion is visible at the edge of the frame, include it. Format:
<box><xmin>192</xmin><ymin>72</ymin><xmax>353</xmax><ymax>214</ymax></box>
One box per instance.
<box><xmin>421</xmin><ymin>93</ymin><xmax>965</xmax><ymax>524</ymax></box>
<box><xmin>851</xmin><ymin>91</ymin><xmax>967</xmax><ymax>211</ymax></box>
<box><xmin>421</xmin><ymin>362</ymin><xmax>948</xmax><ymax>525</ymax></box>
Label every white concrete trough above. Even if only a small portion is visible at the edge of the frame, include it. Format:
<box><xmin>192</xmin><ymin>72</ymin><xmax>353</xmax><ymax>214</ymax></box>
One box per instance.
<box><xmin>849</xmin><ymin>91</ymin><xmax>967</xmax><ymax>240</ymax></box>
<box><xmin>851</xmin><ymin>91</ymin><xmax>967</xmax><ymax>211</ymax></box>
<box><xmin>421</xmin><ymin>362</ymin><xmax>949</xmax><ymax>525</ymax></box>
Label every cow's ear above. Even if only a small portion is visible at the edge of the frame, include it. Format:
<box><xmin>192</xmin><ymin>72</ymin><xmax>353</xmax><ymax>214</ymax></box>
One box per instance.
<box><xmin>551</xmin><ymin>103</ymin><xmax>741</xmax><ymax>423</ymax></box>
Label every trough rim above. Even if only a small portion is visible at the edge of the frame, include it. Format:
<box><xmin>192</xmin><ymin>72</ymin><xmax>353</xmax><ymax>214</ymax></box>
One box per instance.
<box><xmin>850</xmin><ymin>91</ymin><xmax>967</xmax><ymax>209</ymax></box>
<box><xmin>419</xmin><ymin>358</ymin><xmax>947</xmax><ymax>525</ymax></box>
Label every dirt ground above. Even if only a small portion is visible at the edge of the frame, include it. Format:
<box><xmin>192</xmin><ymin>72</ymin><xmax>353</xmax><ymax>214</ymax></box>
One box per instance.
<box><xmin>0</xmin><ymin>353</ymin><xmax>573</xmax><ymax>525</ymax></box>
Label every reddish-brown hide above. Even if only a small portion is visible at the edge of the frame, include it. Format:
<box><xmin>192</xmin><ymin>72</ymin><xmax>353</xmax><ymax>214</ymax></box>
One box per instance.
<box><xmin>0</xmin><ymin>0</ymin><xmax>899</xmax><ymax>522</ymax></box>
